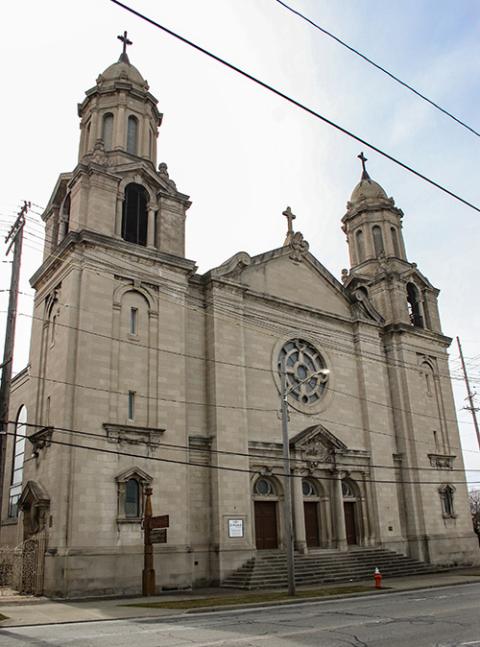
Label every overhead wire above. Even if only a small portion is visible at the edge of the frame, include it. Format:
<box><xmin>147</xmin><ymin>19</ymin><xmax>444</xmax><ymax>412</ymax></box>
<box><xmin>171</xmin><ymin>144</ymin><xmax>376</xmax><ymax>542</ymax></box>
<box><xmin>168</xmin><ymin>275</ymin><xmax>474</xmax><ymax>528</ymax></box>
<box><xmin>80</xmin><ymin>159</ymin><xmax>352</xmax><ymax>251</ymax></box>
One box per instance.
<box><xmin>274</xmin><ymin>0</ymin><xmax>480</xmax><ymax>139</ymax></box>
<box><xmin>3</xmin><ymin>427</ymin><xmax>478</xmax><ymax>486</ymax></box>
<box><xmin>108</xmin><ymin>0</ymin><xmax>480</xmax><ymax>214</ymax></box>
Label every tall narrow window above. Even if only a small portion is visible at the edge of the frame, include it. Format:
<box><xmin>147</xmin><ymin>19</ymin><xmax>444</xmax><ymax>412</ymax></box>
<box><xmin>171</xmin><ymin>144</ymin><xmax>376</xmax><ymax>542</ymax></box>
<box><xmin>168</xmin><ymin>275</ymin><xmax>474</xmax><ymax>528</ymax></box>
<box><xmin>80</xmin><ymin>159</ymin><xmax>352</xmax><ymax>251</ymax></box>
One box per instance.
<box><xmin>121</xmin><ymin>183</ymin><xmax>148</xmax><ymax>246</ymax></box>
<box><xmin>9</xmin><ymin>406</ymin><xmax>27</xmax><ymax>518</ymax></box>
<box><xmin>407</xmin><ymin>282</ymin><xmax>424</xmax><ymax>328</ymax></box>
<box><xmin>440</xmin><ymin>485</ymin><xmax>455</xmax><ymax>518</ymax></box>
<box><xmin>356</xmin><ymin>229</ymin><xmax>365</xmax><ymax>262</ymax></box>
<box><xmin>127</xmin><ymin>115</ymin><xmax>138</xmax><ymax>155</ymax></box>
<box><xmin>372</xmin><ymin>225</ymin><xmax>384</xmax><ymax>256</ymax></box>
<box><xmin>102</xmin><ymin>113</ymin><xmax>114</xmax><ymax>150</ymax></box>
<box><xmin>128</xmin><ymin>391</ymin><xmax>135</xmax><ymax>420</ymax></box>
<box><xmin>125</xmin><ymin>478</ymin><xmax>140</xmax><ymax>517</ymax></box>
<box><xmin>62</xmin><ymin>194</ymin><xmax>71</xmax><ymax>237</ymax></box>
<box><xmin>130</xmin><ymin>307</ymin><xmax>138</xmax><ymax>335</ymax></box>
<box><xmin>391</xmin><ymin>227</ymin><xmax>400</xmax><ymax>257</ymax></box>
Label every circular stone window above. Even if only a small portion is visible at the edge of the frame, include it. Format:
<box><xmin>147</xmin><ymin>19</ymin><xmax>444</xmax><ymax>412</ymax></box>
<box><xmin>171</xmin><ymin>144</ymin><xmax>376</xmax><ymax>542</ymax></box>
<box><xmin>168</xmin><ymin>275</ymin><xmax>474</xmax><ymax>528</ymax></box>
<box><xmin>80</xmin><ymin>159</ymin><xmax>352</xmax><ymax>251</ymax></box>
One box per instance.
<box><xmin>255</xmin><ymin>478</ymin><xmax>274</xmax><ymax>496</ymax></box>
<box><xmin>278</xmin><ymin>338</ymin><xmax>329</xmax><ymax>405</ymax></box>
<box><xmin>302</xmin><ymin>479</ymin><xmax>317</xmax><ymax>497</ymax></box>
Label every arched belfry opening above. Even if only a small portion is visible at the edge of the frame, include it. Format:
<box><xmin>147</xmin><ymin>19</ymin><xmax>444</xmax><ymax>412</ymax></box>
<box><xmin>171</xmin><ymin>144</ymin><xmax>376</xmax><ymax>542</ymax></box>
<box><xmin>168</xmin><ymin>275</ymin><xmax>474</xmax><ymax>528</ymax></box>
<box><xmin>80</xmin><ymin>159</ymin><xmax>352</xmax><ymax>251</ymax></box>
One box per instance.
<box><xmin>407</xmin><ymin>282</ymin><xmax>424</xmax><ymax>328</ymax></box>
<box><xmin>122</xmin><ymin>183</ymin><xmax>148</xmax><ymax>246</ymax></box>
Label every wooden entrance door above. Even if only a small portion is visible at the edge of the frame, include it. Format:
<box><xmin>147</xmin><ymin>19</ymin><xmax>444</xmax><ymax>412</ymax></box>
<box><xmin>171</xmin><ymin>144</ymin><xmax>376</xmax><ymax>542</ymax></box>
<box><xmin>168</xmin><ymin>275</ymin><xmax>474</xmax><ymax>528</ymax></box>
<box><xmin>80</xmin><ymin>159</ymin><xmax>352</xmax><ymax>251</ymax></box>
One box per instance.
<box><xmin>254</xmin><ymin>501</ymin><xmax>278</xmax><ymax>549</ymax></box>
<box><xmin>304</xmin><ymin>502</ymin><xmax>320</xmax><ymax>547</ymax></box>
<box><xmin>344</xmin><ymin>501</ymin><xmax>357</xmax><ymax>545</ymax></box>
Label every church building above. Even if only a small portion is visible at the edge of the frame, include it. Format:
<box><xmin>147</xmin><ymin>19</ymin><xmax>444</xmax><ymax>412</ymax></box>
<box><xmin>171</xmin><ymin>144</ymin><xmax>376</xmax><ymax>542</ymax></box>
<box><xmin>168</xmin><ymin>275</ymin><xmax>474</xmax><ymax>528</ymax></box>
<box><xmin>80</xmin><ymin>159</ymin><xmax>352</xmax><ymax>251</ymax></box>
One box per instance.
<box><xmin>1</xmin><ymin>39</ymin><xmax>478</xmax><ymax>597</ymax></box>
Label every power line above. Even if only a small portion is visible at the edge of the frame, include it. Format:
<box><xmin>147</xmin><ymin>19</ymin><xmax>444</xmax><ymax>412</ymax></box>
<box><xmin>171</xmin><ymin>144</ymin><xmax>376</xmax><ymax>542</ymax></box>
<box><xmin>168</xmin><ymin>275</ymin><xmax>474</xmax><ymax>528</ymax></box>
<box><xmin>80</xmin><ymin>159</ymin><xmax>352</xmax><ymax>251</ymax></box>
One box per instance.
<box><xmin>4</xmin><ymin>427</ymin><xmax>477</xmax><ymax>486</ymax></box>
<box><xmin>10</xmin><ymin>418</ymin><xmax>480</xmax><ymax>474</ymax></box>
<box><xmin>274</xmin><ymin>0</ymin><xmax>480</xmax><ymax>139</ymax></box>
<box><xmin>109</xmin><ymin>0</ymin><xmax>480</xmax><ymax>214</ymax></box>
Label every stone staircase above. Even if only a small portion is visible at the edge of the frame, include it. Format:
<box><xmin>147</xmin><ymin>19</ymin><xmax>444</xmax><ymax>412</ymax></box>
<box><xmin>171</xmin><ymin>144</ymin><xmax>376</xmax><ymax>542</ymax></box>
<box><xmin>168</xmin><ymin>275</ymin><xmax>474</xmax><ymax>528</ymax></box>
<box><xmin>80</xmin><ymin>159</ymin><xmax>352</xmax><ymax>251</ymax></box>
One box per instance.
<box><xmin>222</xmin><ymin>547</ymin><xmax>447</xmax><ymax>590</ymax></box>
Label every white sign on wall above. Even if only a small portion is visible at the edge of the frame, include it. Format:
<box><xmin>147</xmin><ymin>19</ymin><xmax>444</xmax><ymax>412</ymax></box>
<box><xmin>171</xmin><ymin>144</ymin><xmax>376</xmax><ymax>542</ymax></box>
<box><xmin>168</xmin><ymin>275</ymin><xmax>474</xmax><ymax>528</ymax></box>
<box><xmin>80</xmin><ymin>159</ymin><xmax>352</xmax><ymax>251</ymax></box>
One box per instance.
<box><xmin>228</xmin><ymin>519</ymin><xmax>244</xmax><ymax>538</ymax></box>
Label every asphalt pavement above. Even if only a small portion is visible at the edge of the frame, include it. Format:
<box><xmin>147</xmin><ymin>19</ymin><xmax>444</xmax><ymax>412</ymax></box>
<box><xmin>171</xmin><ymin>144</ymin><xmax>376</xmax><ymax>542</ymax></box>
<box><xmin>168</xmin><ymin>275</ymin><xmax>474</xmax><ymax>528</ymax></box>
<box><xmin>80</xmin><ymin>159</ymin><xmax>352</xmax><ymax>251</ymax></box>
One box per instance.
<box><xmin>1</xmin><ymin>581</ymin><xmax>480</xmax><ymax>646</ymax></box>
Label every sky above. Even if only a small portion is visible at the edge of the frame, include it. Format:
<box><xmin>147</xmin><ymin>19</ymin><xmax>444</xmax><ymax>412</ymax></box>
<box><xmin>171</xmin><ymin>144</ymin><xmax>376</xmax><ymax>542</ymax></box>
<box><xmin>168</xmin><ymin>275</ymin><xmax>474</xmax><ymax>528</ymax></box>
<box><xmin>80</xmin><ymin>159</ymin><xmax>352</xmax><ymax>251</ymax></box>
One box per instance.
<box><xmin>1</xmin><ymin>0</ymin><xmax>479</xmax><ymax>485</ymax></box>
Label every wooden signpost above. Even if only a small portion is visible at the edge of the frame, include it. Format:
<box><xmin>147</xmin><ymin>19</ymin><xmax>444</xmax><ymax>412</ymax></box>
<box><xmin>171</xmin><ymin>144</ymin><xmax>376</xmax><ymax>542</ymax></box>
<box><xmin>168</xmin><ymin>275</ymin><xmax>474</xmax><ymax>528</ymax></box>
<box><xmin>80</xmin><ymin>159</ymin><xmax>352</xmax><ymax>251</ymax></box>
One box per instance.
<box><xmin>142</xmin><ymin>488</ymin><xmax>169</xmax><ymax>596</ymax></box>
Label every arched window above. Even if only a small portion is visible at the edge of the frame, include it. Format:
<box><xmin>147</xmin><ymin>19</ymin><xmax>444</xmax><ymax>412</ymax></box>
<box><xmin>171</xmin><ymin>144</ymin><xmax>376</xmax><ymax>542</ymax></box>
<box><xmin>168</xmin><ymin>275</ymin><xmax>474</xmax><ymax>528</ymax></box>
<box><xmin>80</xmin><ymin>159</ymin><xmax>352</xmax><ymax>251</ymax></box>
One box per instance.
<box><xmin>61</xmin><ymin>194</ymin><xmax>71</xmax><ymax>237</ymax></box>
<box><xmin>302</xmin><ymin>479</ymin><xmax>318</xmax><ymax>497</ymax></box>
<box><xmin>439</xmin><ymin>485</ymin><xmax>455</xmax><ymax>518</ymax></box>
<box><xmin>372</xmin><ymin>225</ymin><xmax>384</xmax><ymax>256</ymax></box>
<box><xmin>407</xmin><ymin>282</ymin><xmax>424</xmax><ymax>328</ymax></box>
<box><xmin>391</xmin><ymin>227</ymin><xmax>400</xmax><ymax>257</ymax></box>
<box><xmin>254</xmin><ymin>477</ymin><xmax>276</xmax><ymax>496</ymax></box>
<box><xmin>125</xmin><ymin>478</ymin><xmax>140</xmax><ymax>517</ymax></box>
<box><xmin>127</xmin><ymin>115</ymin><xmax>138</xmax><ymax>155</ymax></box>
<box><xmin>342</xmin><ymin>480</ymin><xmax>356</xmax><ymax>498</ymax></box>
<box><xmin>102</xmin><ymin>113</ymin><xmax>114</xmax><ymax>150</ymax></box>
<box><xmin>122</xmin><ymin>183</ymin><xmax>148</xmax><ymax>246</ymax></box>
<box><xmin>356</xmin><ymin>229</ymin><xmax>365</xmax><ymax>262</ymax></box>
<box><xmin>9</xmin><ymin>406</ymin><xmax>27</xmax><ymax>518</ymax></box>
<box><xmin>116</xmin><ymin>467</ymin><xmax>151</xmax><ymax>522</ymax></box>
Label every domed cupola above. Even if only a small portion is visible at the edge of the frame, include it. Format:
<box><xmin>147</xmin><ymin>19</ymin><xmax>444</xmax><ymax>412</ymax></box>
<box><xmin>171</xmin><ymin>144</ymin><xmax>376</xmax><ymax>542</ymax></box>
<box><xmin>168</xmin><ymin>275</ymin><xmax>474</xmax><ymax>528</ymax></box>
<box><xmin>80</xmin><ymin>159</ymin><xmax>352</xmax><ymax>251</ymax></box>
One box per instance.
<box><xmin>342</xmin><ymin>153</ymin><xmax>407</xmax><ymax>273</ymax></box>
<box><xmin>77</xmin><ymin>31</ymin><xmax>162</xmax><ymax>168</ymax></box>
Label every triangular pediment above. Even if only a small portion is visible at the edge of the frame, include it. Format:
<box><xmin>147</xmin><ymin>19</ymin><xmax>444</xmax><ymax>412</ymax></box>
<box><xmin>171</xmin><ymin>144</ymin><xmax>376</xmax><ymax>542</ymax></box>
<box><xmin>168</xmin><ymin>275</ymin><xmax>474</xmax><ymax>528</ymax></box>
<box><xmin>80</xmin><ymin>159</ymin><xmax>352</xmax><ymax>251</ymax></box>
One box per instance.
<box><xmin>207</xmin><ymin>246</ymin><xmax>354</xmax><ymax>318</ymax></box>
<box><xmin>290</xmin><ymin>424</ymin><xmax>347</xmax><ymax>459</ymax></box>
<box><xmin>18</xmin><ymin>480</ymin><xmax>50</xmax><ymax>509</ymax></box>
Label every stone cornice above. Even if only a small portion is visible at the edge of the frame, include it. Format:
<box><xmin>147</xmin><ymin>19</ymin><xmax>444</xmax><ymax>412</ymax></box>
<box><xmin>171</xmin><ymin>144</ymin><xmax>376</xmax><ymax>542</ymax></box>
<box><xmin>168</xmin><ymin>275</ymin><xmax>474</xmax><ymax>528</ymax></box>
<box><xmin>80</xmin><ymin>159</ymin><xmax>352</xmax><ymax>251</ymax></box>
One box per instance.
<box><xmin>30</xmin><ymin>229</ymin><xmax>197</xmax><ymax>289</ymax></box>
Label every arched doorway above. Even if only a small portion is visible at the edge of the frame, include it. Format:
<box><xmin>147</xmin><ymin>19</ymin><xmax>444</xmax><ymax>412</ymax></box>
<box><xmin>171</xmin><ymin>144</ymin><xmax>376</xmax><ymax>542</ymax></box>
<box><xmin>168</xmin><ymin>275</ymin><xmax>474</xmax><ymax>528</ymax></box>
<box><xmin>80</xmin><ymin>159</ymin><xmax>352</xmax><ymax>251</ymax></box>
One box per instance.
<box><xmin>302</xmin><ymin>479</ymin><xmax>320</xmax><ymax>547</ymax></box>
<box><xmin>253</xmin><ymin>477</ymin><xmax>279</xmax><ymax>550</ymax></box>
<box><xmin>342</xmin><ymin>479</ymin><xmax>359</xmax><ymax>545</ymax></box>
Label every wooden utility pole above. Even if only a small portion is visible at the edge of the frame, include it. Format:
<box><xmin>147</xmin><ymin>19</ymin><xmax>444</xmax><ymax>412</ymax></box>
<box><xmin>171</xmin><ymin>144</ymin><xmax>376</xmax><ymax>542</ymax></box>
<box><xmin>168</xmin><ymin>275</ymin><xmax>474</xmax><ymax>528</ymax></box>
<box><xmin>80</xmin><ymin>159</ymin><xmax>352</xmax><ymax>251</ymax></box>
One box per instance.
<box><xmin>142</xmin><ymin>486</ymin><xmax>155</xmax><ymax>595</ymax></box>
<box><xmin>457</xmin><ymin>336</ymin><xmax>480</xmax><ymax>450</ymax></box>
<box><xmin>0</xmin><ymin>201</ymin><xmax>29</xmax><ymax>517</ymax></box>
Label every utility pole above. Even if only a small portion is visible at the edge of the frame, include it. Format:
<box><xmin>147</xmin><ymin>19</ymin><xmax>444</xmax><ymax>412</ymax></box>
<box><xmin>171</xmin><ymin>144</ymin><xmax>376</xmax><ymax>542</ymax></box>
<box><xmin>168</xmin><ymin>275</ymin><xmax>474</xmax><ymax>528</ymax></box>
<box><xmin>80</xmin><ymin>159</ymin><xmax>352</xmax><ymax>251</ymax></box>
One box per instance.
<box><xmin>0</xmin><ymin>201</ymin><xmax>29</xmax><ymax>518</ymax></box>
<box><xmin>457</xmin><ymin>336</ymin><xmax>480</xmax><ymax>450</ymax></box>
<box><xmin>280</xmin><ymin>357</ymin><xmax>296</xmax><ymax>597</ymax></box>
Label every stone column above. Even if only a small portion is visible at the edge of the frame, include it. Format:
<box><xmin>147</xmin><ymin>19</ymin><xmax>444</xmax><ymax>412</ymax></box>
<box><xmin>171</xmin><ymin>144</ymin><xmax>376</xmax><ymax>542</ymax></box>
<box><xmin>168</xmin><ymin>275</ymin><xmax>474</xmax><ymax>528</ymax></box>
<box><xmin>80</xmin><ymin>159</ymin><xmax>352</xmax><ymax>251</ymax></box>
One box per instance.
<box><xmin>333</xmin><ymin>471</ymin><xmax>348</xmax><ymax>551</ymax></box>
<box><xmin>115</xmin><ymin>197</ymin><xmax>123</xmax><ymax>237</ymax></box>
<box><xmin>147</xmin><ymin>208</ymin><xmax>156</xmax><ymax>248</ymax></box>
<box><xmin>292</xmin><ymin>471</ymin><xmax>307</xmax><ymax>554</ymax></box>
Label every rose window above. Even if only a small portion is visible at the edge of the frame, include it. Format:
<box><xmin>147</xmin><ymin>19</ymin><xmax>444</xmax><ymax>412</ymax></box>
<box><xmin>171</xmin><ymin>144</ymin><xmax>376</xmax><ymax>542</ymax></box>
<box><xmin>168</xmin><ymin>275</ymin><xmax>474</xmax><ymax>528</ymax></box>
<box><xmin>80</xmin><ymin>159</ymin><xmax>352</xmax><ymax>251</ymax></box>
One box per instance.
<box><xmin>278</xmin><ymin>338</ymin><xmax>328</xmax><ymax>405</ymax></box>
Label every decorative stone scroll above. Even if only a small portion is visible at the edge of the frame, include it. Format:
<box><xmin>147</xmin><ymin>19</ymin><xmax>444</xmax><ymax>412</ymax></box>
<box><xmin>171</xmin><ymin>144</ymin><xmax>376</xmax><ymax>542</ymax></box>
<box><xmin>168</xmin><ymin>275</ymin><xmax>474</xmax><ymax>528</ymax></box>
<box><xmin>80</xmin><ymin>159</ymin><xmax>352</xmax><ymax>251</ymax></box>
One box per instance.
<box><xmin>103</xmin><ymin>423</ymin><xmax>165</xmax><ymax>449</ymax></box>
<box><xmin>28</xmin><ymin>427</ymin><xmax>53</xmax><ymax>457</ymax></box>
<box><xmin>288</xmin><ymin>231</ymin><xmax>309</xmax><ymax>262</ymax></box>
<box><xmin>428</xmin><ymin>453</ymin><xmax>455</xmax><ymax>470</ymax></box>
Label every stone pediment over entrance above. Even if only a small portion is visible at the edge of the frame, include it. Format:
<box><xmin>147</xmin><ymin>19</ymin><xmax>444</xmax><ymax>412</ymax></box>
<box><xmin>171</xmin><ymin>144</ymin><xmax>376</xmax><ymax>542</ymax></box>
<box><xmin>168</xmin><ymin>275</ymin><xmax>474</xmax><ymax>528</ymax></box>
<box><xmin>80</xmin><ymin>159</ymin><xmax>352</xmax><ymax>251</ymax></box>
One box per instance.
<box><xmin>19</xmin><ymin>480</ymin><xmax>50</xmax><ymax>509</ymax></box>
<box><xmin>290</xmin><ymin>424</ymin><xmax>347</xmax><ymax>462</ymax></box>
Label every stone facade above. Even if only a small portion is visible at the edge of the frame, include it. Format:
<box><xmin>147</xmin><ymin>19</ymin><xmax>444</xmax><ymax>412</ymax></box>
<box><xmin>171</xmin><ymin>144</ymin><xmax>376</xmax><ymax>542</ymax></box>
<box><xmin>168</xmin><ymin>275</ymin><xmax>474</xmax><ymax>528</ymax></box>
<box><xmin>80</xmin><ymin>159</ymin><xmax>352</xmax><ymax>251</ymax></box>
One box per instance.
<box><xmin>1</xmin><ymin>50</ymin><xmax>478</xmax><ymax>598</ymax></box>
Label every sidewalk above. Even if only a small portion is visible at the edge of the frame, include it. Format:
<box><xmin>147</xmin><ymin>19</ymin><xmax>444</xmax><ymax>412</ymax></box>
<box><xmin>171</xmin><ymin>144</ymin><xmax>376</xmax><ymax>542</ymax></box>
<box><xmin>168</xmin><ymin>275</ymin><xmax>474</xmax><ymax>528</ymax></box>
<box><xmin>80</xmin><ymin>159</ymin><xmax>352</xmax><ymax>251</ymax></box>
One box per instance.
<box><xmin>1</xmin><ymin>568</ymin><xmax>479</xmax><ymax>628</ymax></box>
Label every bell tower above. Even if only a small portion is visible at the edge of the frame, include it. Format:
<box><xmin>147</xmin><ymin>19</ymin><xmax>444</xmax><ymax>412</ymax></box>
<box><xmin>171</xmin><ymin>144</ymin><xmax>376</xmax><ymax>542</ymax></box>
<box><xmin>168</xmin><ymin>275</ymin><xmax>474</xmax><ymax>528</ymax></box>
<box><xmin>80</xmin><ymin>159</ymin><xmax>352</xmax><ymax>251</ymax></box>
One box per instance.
<box><xmin>342</xmin><ymin>154</ymin><xmax>441</xmax><ymax>332</ymax></box>
<box><xmin>41</xmin><ymin>32</ymin><xmax>191</xmax><ymax>260</ymax></box>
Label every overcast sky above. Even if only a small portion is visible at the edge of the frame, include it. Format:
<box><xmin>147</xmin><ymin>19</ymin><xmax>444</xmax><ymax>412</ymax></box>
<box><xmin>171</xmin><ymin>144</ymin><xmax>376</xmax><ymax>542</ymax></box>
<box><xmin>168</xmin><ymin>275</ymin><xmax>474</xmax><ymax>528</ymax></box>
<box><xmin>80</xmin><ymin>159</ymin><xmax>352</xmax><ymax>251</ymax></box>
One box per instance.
<box><xmin>1</xmin><ymin>0</ymin><xmax>479</xmax><ymax>484</ymax></box>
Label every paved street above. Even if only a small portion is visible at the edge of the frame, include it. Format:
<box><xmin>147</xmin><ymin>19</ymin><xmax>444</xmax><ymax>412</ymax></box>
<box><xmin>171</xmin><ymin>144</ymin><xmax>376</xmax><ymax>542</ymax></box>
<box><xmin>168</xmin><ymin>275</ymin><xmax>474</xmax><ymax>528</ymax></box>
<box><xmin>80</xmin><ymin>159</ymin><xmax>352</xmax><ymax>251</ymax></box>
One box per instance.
<box><xmin>1</xmin><ymin>583</ymin><xmax>480</xmax><ymax>647</ymax></box>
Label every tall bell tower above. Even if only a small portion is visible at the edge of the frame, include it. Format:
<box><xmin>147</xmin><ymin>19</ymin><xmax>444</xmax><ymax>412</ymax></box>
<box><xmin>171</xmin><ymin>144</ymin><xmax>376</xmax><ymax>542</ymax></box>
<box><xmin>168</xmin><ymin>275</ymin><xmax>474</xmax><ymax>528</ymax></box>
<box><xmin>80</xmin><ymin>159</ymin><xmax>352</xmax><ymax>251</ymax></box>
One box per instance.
<box><xmin>42</xmin><ymin>32</ymin><xmax>191</xmax><ymax>261</ymax></box>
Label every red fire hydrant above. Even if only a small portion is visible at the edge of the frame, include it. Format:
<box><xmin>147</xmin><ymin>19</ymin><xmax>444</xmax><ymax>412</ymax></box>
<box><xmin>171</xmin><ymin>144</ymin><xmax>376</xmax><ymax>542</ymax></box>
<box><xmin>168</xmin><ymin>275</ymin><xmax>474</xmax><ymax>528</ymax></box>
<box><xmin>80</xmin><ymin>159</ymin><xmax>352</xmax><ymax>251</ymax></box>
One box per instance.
<box><xmin>374</xmin><ymin>567</ymin><xmax>382</xmax><ymax>589</ymax></box>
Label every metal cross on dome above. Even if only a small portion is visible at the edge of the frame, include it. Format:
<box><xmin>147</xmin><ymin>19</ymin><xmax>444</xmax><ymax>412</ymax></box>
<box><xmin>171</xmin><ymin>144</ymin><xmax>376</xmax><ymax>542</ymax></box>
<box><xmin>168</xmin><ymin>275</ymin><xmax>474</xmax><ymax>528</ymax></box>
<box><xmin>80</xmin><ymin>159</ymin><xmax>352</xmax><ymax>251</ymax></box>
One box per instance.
<box><xmin>358</xmin><ymin>152</ymin><xmax>368</xmax><ymax>174</ymax></box>
<box><xmin>117</xmin><ymin>31</ymin><xmax>132</xmax><ymax>56</ymax></box>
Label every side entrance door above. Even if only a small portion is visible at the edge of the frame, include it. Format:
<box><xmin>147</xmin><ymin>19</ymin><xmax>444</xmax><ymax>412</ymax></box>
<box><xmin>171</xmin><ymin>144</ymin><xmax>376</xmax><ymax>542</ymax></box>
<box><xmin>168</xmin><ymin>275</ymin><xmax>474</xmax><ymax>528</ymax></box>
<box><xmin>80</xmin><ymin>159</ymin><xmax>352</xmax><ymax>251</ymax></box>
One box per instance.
<box><xmin>304</xmin><ymin>502</ymin><xmax>320</xmax><ymax>547</ymax></box>
<box><xmin>343</xmin><ymin>501</ymin><xmax>357</xmax><ymax>545</ymax></box>
<box><xmin>254</xmin><ymin>501</ymin><xmax>278</xmax><ymax>549</ymax></box>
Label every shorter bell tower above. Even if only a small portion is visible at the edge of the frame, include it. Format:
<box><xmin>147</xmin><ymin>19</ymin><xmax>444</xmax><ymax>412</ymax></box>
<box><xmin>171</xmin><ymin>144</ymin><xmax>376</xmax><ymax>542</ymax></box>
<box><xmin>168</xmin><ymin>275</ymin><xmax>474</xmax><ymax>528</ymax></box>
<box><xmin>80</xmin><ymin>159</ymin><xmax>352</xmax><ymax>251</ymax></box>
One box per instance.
<box><xmin>342</xmin><ymin>154</ymin><xmax>441</xmax><ymax>332</ymax></box>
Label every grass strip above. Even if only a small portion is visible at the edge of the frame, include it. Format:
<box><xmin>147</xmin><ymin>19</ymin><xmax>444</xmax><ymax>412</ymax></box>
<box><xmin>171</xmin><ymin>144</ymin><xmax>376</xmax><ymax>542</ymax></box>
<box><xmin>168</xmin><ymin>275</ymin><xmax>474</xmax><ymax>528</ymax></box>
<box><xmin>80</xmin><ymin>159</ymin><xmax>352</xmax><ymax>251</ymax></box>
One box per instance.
<box><xmin>0</xmin><ymin>613</ymin><xmax>9</xmax><ymax>622</ymax></box>
<box><xmin>122</xmin><ymin>584</ymin><xmax>376</xmax><ymax>609</ymax></box>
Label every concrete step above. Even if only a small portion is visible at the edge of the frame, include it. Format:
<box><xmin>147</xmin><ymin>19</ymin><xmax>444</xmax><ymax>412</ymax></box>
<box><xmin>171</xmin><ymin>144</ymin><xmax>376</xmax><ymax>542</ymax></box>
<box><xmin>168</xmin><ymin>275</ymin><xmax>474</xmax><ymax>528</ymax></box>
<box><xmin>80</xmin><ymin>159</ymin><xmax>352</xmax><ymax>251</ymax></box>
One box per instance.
<box><xmin>221</xmin><ymin>547</ymin><xmax>447</xmax><ymax>590</ymax></box>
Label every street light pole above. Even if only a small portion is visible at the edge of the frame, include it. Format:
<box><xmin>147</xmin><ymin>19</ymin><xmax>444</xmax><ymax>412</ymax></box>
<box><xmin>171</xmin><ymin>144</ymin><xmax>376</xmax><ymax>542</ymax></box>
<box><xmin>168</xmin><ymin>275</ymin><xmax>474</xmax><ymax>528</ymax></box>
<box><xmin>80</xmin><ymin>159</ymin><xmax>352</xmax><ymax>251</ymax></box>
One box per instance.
<box><xmin>279</xmin><ymin>362</ymin><xmax>330</xmax><ymax>597</ymax></box>
<box><xmin>280</xmin><ymin>356</ymin><xmax>296</xmax><ymax>596</ymax></box>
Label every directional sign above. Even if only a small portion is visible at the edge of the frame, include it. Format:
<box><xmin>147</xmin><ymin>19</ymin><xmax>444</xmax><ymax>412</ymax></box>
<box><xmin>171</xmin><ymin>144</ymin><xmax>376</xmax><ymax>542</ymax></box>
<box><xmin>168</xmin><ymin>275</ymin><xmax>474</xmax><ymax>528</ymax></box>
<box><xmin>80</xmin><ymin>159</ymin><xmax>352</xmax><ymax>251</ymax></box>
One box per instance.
<box><xmin>150</xmin><ymin>528</ymin><xmax>167</xmax><ymax>544</ymax></box>
<box><xmin>149</xmin><ymin>514</ymin><xmax>169</xmax><ymax>529</ymax></box>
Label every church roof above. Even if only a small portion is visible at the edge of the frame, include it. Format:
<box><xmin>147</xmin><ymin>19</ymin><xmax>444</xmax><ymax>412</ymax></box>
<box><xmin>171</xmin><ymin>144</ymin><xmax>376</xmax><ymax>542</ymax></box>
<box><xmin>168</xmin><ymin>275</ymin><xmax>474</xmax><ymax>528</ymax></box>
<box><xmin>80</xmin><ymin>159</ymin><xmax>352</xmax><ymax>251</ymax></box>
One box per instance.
<box><xmin>98</xmin><ymin>52</ymin><xmax>147</xmax><ymax>88</ymax></box>
<box><xmin>350</xmin><ymin>175</ymin><xmax>388</xmax><ymax>203</ymax></box>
